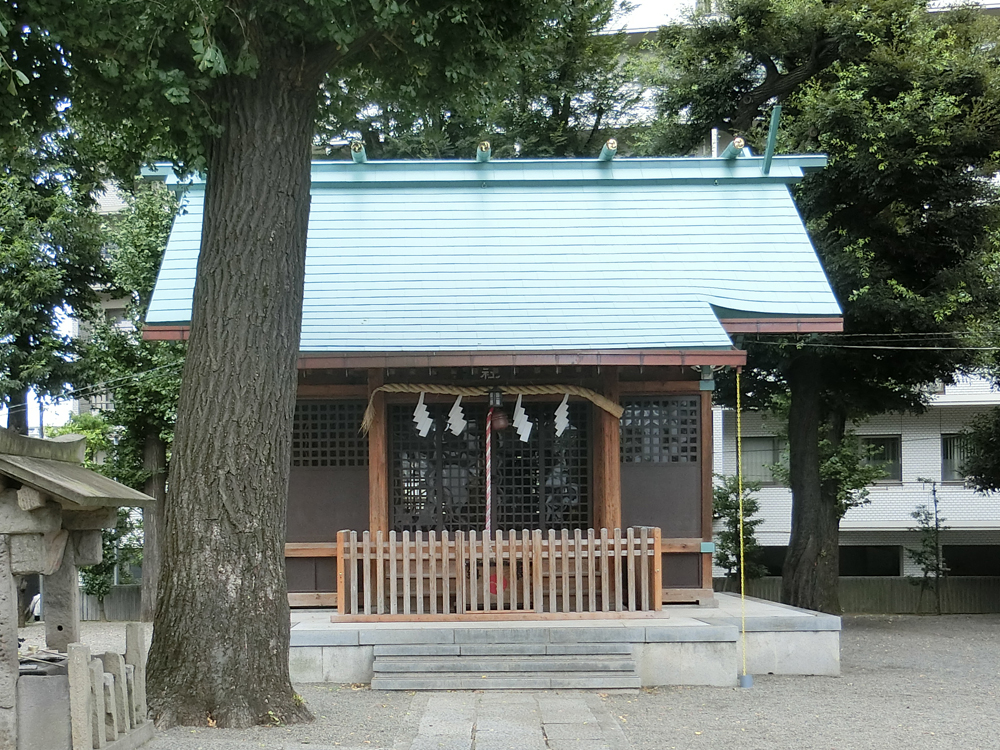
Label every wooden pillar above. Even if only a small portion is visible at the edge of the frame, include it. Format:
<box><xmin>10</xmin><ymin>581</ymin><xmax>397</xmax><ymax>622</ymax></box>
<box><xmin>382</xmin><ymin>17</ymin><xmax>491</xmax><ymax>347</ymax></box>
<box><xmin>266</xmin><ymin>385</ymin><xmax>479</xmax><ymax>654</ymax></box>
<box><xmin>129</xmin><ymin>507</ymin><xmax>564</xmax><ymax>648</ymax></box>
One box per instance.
<box><xmin>593</xmin><ymin>367</ymin><xmax>621</xmax><ymax>531</ymax></box>
<box><xmin>368</xmin><ymin>369</ymin><xmax>389</xmax><ymax>535</ymax></box>
<box><xmin>700</xmin><ymin>388</ymin><xmax>714</xmax><ymax>590</ymax></box>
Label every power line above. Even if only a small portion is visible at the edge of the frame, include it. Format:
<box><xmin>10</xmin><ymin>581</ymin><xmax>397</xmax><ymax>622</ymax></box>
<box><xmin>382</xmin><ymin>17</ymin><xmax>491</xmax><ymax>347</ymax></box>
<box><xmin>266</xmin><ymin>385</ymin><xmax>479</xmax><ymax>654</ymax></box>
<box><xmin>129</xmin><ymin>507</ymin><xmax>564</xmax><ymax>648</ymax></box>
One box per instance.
<box><xmin>750</xmin><ymin>341</ymin><xmax>1000</xmax><ymax>352</ymax></box>
<box><xmin>790</xmin><ymin>331</ymin><xmax>1000</xmax><ymax>339</ymax></box>
<box><xmin>2</xmin><ymin>360</ymin><xmax>183</xmax><ymax>417</ymax></box>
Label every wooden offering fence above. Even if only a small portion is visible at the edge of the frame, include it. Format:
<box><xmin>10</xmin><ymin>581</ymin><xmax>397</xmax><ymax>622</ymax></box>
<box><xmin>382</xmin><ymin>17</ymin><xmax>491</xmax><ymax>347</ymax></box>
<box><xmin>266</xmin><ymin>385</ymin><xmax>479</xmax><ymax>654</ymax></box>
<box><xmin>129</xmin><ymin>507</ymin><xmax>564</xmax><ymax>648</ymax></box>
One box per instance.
<box><xmin>336</xmin><ymin>527</ymin><xmax>662</xmax><ymax>619</ymax></box>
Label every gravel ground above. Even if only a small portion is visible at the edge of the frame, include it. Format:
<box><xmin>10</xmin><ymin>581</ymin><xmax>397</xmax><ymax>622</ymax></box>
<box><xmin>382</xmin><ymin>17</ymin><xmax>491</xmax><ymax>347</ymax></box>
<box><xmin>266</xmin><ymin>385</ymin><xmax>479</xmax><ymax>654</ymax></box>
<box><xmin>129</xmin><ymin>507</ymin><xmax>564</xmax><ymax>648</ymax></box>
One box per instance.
<box><xmin>604</xmin><ymin>614</ymin><xmax>1000</xmax><ymax>750</ymax></box>
<box><xmin>19</xmin><ymin>614</ymin><xmax>1000</xmax><ymax>749</ymax></box>
<box><xmin>18</xmin><ymin>620</ymin><xmax>150</xmax><ymax>655</ymax></box>
<box><xmin>143</xmin><ymin>684</ymin><xmax>418</xmax><ymax>750</ymax></box>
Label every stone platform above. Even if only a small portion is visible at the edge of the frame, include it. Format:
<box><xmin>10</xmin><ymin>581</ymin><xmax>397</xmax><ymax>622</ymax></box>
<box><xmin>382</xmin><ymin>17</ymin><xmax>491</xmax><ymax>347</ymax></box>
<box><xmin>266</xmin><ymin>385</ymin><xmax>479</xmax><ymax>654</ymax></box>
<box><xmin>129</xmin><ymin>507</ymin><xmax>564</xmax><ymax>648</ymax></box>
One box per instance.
<box><xmin>288</xmin><ymin>593</ymin><xmax>840</xmax><ymax>688</ymax></box>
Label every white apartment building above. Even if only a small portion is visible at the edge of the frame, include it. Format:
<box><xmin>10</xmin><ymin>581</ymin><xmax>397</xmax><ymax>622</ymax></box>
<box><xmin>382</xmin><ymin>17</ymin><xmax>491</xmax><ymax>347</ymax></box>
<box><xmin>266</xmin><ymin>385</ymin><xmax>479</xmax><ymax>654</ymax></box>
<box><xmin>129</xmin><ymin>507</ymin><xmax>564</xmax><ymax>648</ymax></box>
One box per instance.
<box><xmin>714</xmin><ymin>373</ymin><xmax>1000</xmax><ymax>577</ymax></box>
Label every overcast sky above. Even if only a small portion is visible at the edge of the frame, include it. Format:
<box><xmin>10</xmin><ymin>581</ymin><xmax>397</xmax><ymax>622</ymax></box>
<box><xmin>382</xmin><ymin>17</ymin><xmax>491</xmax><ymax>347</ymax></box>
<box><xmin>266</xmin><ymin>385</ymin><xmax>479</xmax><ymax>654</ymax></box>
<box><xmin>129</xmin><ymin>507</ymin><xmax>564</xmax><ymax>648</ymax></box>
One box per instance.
<box><xmin>613</xmin><ymin>0</ymin><xmax>686</xmax><ymax>31</ymax></box>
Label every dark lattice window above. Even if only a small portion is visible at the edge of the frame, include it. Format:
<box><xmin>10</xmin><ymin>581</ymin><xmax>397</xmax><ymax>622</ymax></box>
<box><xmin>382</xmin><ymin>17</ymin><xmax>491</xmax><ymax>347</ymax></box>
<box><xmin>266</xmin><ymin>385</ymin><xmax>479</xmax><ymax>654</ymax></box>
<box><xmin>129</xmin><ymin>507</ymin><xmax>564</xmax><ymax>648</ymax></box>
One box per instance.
<box><xmin>494</xmin><ymin>402</ymin><xmax>590</xmax><ymax>531</ymax></box>
<box><xmin>390</xmin><ymin>400</ymin><xmax>590</xmax><ymax>532</ymax></box>
<box><xmin>391</xmin><ymin>403</ymin><xmax>485</xmax><ymax>532</ymax></box>
<box><xmin>620</xmin><ymin>397</ymin><xmax>700</xmax><ymax>463</ymax></box>
<box><xmin>291</xmin><ymin>401</ymin><xmax>368</xmax><ymax>467</ymax></box>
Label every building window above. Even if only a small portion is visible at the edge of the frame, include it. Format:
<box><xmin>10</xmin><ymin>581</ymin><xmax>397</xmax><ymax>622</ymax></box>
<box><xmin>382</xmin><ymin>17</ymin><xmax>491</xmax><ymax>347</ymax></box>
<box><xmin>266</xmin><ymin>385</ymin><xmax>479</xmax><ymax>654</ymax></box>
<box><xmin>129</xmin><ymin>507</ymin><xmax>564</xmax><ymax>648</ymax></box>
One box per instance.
<box><xmin>740</xmin><ymin>436</ymin><xmax>787</xmax><ymax>485</ymax></box>
<box><xmin>941</xmin><ymin>434</ymin><xmax>970</xmax><ymax>483</ymax></box>
<box><xmin>943</xmin><ymin>545</ymin><xmax>1000</xmax><ymax>576</ymax></box>
<box><xmin>759</xmin><ymin>546</ymin><xmax>786</xmax><ymax>576</ymax></box>
<box><xmin>861</xmin><ymin>436</ymin><xmax>902</xmax><ymax>482</ymax></box>
<box><xmin>840</xmin><ymin>545</ymin><xmax>901</xmax><ymax>576</ymax></box>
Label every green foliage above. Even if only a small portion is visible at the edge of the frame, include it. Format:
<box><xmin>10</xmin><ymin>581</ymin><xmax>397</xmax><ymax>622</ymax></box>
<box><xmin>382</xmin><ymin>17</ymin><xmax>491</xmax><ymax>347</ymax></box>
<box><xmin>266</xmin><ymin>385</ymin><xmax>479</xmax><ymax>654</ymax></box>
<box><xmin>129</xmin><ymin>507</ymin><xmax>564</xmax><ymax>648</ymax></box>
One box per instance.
<box><xmin>907</xmin><ymin>482</ymin><xmax>949</xmax><ymax>615</ymax></box>
<box><xmin>17</xmin><ymin>0</ymin><xmax>558</xmax><ymax>174</ymax></box>
<box><xmin>754</xmin><ymin>397</ymin><xmax>885</xmax><ymax>517</ymax></box>
<box><xmin>78</xmin><ymin>508</ymin><xmax>143</xmax><ymax>605</ymax></box>
<box><xmin>47</xmin><ymin>412</ymin><xmax>115</xmax><ymax>467</ymax></box>
<box><xmin>769</xmin><ymin>429</ymin><xmax>886</xmax><ymax>517</ymax></box>
<box><xmin>44</xmin><ymin>182</ymin><xmax>180</xmax><ymax>608</ymax></box>
<box><xmin>713</xmin><ymin>474</ymin><xmax>767</xmax><ymax>583</ymax></box>
<box><xmin>102</xmin><ymin>183</ymin><xmax>180</xmax><ymax>310</ymax></box>
<box><xmin>649</xmin><ymin>0</ymin><xmax>1000</xmax><ymax>421</ymax></box>
<box><xmin>820</xmin><ymin>434</ymin><xmax>887</xmax><ymax>517</ymax></box>
<box><xmin>652</xmin><ymin>1</ymin><xmax>1000</xmax><ymax>609</ymax></box>
<box><xmin>317</xmin><ymin>0</ymin><xmax>644</xmax><ymax>159</ymax></box>
<box><xmin>78</xmin><ymin>182</ymin><xmax>183</xmax><ymax>488</ymax></box>
<box><xmin>0</xmin><ymin>6</ymin><xmax>76</xmax><ymax>157</ymax></box>
<box><xmin>960</xmin><ymin>408</ymin><xmax>1000</xmax><ymax>493</ymax></box>
<box><xmin>489</xmin><ymin>0</ymin><xmax>645</xmax><ymax>158</ymax></box>
<box><xmin>0</xmin><ymin>146</ymin><xmax>107</xmax><ymax>430</ymax></box>
<box><xmin>48</xmin><ymin>415</ymin><xmax>143</xmax><ymax>606</ymax></box>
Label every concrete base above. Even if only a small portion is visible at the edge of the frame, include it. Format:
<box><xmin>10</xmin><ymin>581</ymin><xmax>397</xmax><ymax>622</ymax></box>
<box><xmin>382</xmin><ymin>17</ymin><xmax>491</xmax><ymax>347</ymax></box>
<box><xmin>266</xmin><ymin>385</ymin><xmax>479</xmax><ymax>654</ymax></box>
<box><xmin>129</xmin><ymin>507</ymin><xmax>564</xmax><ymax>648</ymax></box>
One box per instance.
<box><xmin>288</xmin><ymin>594</ymin><xmax>840</xmax><ymax>688</ymax></box>
<box><xmin>634</xmin><ymin>641</ymin><xmax>737</xmax><ymax>687</ymax></box>
<box><xmin>16</xmin><ymin>674</ymin><xmax>71</xmax><ymax>750</ymax></box>
<box><xmin>290</xmin><ymin>645</ymin><xmax>375</xmax><ymax>684</ymax></box>
<box><xmin>743</xmin><ymin>631</ymin><xmax>840</xmax><ymax>676</ymax></box>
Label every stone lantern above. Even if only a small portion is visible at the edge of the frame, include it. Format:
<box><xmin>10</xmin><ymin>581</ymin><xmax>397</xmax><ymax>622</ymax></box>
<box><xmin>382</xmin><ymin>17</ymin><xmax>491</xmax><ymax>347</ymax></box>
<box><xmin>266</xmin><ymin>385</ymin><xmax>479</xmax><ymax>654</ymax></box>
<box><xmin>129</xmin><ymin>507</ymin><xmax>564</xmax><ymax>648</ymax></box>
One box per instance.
<box><xmin>0</xmin><ymin>427</ymin><xmax>152</xmax><ymax>748</ymax></box>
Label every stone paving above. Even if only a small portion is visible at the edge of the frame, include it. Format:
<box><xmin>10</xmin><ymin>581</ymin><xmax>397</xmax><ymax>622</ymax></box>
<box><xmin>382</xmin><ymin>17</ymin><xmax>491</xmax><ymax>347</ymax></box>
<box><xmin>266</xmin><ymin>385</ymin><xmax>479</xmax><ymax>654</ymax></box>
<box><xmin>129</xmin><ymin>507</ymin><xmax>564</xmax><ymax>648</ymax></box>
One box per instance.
<box><xmin>392</xmin><ymin>692</ymin><xmax>629</xmax><ymax>750</ymax></box>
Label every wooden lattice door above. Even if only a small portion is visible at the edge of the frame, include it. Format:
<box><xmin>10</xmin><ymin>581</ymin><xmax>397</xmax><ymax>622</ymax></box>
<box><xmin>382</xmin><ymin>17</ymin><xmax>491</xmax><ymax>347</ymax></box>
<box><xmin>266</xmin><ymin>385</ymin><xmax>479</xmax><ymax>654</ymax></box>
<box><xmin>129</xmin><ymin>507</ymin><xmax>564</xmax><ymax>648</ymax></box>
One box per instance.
<box><xmin>389</xmin><ymin>400</ymin><xmax>590</xmax><ymax>533</ymax></box>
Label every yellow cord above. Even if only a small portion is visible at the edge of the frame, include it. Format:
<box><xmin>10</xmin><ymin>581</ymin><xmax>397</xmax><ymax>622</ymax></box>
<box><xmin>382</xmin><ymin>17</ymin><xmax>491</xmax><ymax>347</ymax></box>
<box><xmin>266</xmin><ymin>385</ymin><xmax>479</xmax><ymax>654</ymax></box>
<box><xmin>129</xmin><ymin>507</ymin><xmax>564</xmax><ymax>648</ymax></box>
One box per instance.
<box><xmin>736</xmin><ymin>369</ymin><xmax>748</xmax><ymax>678</ymax></box>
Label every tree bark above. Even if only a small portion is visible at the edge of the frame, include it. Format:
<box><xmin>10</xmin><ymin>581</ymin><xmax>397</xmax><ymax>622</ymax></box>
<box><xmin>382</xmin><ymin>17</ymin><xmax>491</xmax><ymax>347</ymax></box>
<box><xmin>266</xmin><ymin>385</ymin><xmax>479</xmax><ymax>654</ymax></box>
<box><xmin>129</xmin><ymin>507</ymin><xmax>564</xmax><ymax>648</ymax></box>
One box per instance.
<box><xmin>6</xmin><ymin>387</ymin><xmax>29</xmax><ymax>435</ymax></box>
<box><xmin>781</xmin><ymin>355</ymin><xmax>841</xmax><ymax>613</ymax></box>
<box><xmin>140</xmin><ymin>432</ymin><xmax>166</xmax><ymax>622</ymax></box>
<box><xmin>9</xmin><ymin>387</ymin><xmax>30</xmax><ymax>626</ymax></box>
<box><xmin>146</xmin><ymin>59</ymin><xmax>317</xmax><ymax>729</ymax></box>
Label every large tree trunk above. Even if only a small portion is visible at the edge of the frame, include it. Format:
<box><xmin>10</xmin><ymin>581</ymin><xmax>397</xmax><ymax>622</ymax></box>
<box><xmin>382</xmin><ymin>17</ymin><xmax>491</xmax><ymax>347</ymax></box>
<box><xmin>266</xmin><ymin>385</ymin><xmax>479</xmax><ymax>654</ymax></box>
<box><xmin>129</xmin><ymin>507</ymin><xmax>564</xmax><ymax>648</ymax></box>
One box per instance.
<box><xmin>146</xmin><ymin>59</ymin><xmax>317</xmax><ymax>729</ymax></box>
<box><xmin>781</xmin><ymin>355</ymin><xmax>841</xmax><ymax>613</ymax></box>
<box><xmin>8</xmin><ymin>387</ymin><xmax>30</xmax><ymax>626</ymax></box>
<box><xmin>140</xmin><ymin>432</ymin><xmax>166</xmax><ymax>622</ymax></box>
<box><xmin>6</xmin><ymin>387</ymin><xmax>29</xmax><ymax>435</ymax></box>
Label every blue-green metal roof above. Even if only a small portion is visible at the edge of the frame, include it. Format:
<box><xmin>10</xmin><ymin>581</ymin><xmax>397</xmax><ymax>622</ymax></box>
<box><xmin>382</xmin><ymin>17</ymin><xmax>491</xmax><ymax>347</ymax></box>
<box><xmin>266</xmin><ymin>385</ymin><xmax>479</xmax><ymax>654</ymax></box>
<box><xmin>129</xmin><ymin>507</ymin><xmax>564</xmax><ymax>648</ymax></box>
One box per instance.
<box><xmin>145</xmin><ymin>156</ymin><xmax>840</xmax><ymax>353</ymax></box>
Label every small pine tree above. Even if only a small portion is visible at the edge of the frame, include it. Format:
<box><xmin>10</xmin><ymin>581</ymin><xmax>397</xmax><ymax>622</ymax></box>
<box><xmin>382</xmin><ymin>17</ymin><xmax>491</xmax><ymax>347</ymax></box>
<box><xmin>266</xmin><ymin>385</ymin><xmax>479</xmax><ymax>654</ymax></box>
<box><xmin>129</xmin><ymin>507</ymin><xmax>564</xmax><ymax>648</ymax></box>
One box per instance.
<box><xmin>713</xmin><ymin>474</ymin><xmax>768</xmax><ymax>591</ymax></box>
<box><xmin>907</xmin><ymin>480</ymin><xmax>949</xmax><ymax>615</ymax></box>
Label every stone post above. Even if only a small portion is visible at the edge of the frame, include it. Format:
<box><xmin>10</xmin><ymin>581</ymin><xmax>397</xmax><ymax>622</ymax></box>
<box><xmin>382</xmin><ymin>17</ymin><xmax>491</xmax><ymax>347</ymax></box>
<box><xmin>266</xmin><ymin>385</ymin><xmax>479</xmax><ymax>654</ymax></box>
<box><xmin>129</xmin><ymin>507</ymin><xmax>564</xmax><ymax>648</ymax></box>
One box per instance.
<box><xmin>89</xmin><ymin>658</ymin><xmax>107</xmax><ymax>748</ymax></box>
<box><xmin>100</xmin><ymin>652</ymin><xmax>130</xmax><ymax>732</ymax></box>
<box><xmin>102</xmin><ymin>674</ymin><xmax>118</xmax><ymax>741</ymax></box>
<box><xmin>124</xmin><ymin>622</ymin><xmax>147</xmax><ymax>723</ymax></box>
<box><xmin>0</xmin><ymin>535</ymin><xmax>18</xmax><ymax>749</ymax></box>
<box><xmin>68</xmin><ymin>643</ymin><xmax>93</xmax><ymax>750</ymax></box>
<box><xmin>44</xmin><ymin>542</ymin><xmax>80</xmax><ymax>652</ymax></box>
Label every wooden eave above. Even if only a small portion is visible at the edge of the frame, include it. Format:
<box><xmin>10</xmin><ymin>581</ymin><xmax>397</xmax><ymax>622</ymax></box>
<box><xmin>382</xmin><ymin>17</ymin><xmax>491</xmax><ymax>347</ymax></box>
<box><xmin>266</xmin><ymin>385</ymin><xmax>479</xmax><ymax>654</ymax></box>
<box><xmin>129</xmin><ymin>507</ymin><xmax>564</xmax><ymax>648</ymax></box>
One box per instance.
<box><xmin>296</xmin><ymin>349</ymin><xmax>747</xmax><ymax>369</ymax></box>
<box><xmin>143</xmin><ymin>327</ymin><xmax>749</xmax><ymax>365</ymax></box>
<box><xmin>721</xmin><ymin>316</ymin><xmax>843</xmax><ymax>334</ymax></box>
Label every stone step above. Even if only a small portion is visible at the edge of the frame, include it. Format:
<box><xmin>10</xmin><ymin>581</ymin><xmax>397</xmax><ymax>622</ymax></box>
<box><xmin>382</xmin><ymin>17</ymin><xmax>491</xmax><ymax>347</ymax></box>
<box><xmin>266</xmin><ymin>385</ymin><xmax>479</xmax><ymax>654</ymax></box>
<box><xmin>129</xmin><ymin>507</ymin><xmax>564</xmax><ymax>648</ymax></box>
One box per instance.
<box><xmin>371</xmin><ymin>671</ymin><xmax>641</xmax><ymax>691</ymax></box>
<box><xmin>373</xmin><ymin>655</ymin><xmax>636</xmax><ymax>673</ymax></box>
<box><xmin>372</xmin><ymin>642</ymin><xmax>634</xmax><ymax>657</ymax></box>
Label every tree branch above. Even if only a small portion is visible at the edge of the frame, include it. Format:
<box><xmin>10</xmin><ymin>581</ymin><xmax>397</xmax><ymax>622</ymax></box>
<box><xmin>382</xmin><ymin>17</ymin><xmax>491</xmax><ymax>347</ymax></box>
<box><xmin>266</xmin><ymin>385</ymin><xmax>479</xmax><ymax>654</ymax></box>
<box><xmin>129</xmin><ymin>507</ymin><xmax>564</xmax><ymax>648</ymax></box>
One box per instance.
<box><xmin>731</xmin><ymin>38</ymin><xmax>838</xmax><ymax>131</ymax></box>
<box><xmin>305</xmin><ymin>28</ymin><xmax>385</xmax><ymax>83</ymax></box>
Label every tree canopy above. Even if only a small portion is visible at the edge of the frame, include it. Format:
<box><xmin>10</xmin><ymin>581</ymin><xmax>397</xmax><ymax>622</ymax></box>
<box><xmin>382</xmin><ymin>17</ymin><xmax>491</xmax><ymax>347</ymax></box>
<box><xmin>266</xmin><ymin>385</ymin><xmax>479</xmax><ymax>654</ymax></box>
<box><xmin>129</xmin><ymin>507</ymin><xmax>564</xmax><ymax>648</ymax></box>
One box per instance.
<box><xmin>963</xmin><ymin>408</ymin><xmax>1000</xmax><ymax>493</ymax></box>
<box><xmin>316</xmin><ymin>0</ymin><xmax>644</xmax><ymax>159</ymax></box>
<box><xmin>7</xmin><ymin>0</ymin><xmax>593</xmax><ymax>728</ymax></box>
<box><xmin>648</xmin><ymin>0</ymin><xmax>1000</xmax><ymax>612</ymax></box>
<box><xmin>0</xmin><ymin>143</ymin><xmax>106</xmax><ymax>434</ymax></box>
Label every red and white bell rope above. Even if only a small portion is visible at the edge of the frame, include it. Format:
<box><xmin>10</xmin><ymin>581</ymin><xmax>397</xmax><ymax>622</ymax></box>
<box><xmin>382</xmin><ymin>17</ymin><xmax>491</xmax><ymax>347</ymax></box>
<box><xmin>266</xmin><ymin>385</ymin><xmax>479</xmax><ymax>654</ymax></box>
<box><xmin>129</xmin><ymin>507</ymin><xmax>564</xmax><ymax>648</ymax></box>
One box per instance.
<box><xmin>485</xmin><ymin>406</ymin><xmax>493</xmax><ymax>537</ymax></box>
